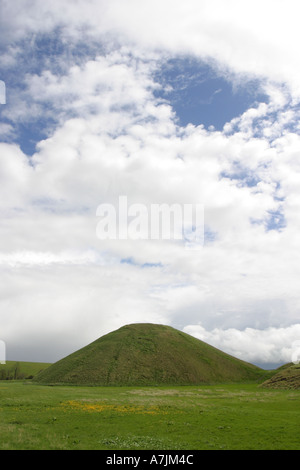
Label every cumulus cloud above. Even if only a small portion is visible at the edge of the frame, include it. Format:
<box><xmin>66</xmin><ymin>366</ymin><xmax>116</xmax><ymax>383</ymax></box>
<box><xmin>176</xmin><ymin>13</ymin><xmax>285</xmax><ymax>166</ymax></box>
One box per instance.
<box><xmin>184</xmin><ymin>323</ymin><xmax>300</xmax><ymax>367</ymax></box>
<box><xmin>2</xmin><ymin>0</ymin><xmax>300</xmax><ymax>90</ymax></box>
<box><xmin>1</xmin><ymin>0</ymin><xmax>300</xmax><ymax>365</ymax></box>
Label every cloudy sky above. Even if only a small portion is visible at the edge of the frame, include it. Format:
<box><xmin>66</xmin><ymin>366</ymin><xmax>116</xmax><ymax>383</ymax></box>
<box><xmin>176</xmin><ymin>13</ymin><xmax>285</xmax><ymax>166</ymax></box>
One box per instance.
<box><xmin>1</xmin><ymin>0</ymin><xmax>300</xmax><ymax>368</ymax></box>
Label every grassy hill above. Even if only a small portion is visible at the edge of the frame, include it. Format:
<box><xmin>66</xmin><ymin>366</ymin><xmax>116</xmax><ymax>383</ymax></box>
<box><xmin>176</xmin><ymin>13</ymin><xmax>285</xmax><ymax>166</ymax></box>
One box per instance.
<box><xmin>261</xmin><ymin>363</ymin><xmax>300</xmax><ymax>390</ymax></box>
<box><xmin>0</xmin><ymin>361</ymin><xmax>51</xmax><ymax>380</ymax></box>
<box><xmin>35</xmin><ymin>323</ymin><xmax>266</xmax><ymax>386</ymax></box>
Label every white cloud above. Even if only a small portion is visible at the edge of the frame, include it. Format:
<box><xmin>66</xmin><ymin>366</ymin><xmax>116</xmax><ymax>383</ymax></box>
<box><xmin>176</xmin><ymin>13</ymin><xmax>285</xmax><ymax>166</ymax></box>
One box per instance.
<box><xmin>3</xmin><ymin>0</ymin><xmax>300</xmax><ymax>94</ymax></box>
<box><xmin>183</xmin><ymin>323</ymin><xmax>300</xmax><ymax>366</ymax></box>
<box><xmin>0</xmin><ymin>250</ymin><xmax>99</xmax><ymax>268</ymax></box>
<box><xmin>1</xmin><ymin>0</ymin><xmax>300</xmax><ymax>365</ymax></box>
<box><xmin>1</xmin><ymin>93</ymin><xmax>300</xmax><ymax>362</ymax></box>
<box><xmin>0</xmin><ymin>260</ymin><xmax>171</xmax><ymax>362</ymax></box>
<box><xmin>0</xmin><ymin>143</ymin><xmax>34</xmax><ymax>208</ymax></box>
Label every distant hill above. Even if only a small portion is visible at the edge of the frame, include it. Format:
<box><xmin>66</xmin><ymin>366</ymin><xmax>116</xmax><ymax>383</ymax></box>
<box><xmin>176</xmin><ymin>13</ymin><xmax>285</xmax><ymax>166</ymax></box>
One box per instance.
<box><xmin>261</xmin><ymin>363</ymin><xmax>300</xmax><ymax>390</ymax></box>
<box><xmin>0</xmin><ymin>361</ymin><xmax>51</xmax><ymax>380</ymax></box>
<box><xmin>35</xmin><ymin>323</ymin><xmax>265</xmax><ymax>386</ymax></box>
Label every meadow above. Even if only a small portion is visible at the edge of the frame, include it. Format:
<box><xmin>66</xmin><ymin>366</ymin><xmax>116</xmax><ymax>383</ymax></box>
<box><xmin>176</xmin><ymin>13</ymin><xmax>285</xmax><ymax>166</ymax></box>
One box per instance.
<box><xmin>0</xmin><ymin>381</ymin><xmax>299</xmax><ymax>450</ymax></box>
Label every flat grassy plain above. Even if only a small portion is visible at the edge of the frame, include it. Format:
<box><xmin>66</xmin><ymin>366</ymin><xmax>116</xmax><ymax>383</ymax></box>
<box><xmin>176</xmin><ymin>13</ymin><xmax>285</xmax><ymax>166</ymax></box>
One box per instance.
<box><xmin>0</xmin><ymin>381</ymin><xmax>299</xmax><ymax>450</ymax></box>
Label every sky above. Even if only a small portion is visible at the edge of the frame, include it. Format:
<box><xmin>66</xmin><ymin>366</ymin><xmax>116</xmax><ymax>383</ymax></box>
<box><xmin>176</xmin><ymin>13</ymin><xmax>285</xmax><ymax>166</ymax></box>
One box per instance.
<box><xmin>1</xmin><ymin>0</ymin><xmax>300</xmax><ymax>368</ymax></box>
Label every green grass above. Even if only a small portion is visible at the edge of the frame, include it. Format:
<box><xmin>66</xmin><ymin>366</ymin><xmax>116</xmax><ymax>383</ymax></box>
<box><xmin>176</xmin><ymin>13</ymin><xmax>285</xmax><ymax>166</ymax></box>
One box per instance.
<box><xmin>0</xmin><ymin>381</ymin><xmax>299</xmax><ymax>450</ymax></box>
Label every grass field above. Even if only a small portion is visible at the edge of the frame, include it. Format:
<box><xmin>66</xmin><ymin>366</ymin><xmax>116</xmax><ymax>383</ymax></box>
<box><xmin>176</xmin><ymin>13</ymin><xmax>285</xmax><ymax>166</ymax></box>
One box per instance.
<box><xmin>0</xmin><ymin>381</ymin><xmax>299</xmax><ymax>450</ymax></box>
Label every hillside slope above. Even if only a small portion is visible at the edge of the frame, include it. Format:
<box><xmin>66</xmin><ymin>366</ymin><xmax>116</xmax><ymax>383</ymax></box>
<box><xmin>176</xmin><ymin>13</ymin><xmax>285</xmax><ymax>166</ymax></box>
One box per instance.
<box><xmin>35</xmin><ymin>323</ymin><xmax>264</xmax><ymax>386</ymax></box>
<box><xmin>261</xmin><ymin>363</ymin><xmax>300</xmax><ymax>390</ymax></box>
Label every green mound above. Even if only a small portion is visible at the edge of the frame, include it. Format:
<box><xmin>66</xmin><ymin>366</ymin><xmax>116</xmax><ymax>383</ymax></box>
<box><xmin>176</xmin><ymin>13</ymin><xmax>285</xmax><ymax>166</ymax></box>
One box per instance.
<box><xmin>35</xmin><ymin>323</ymin><xmax>264</xmax><ymax>386</ymax></box>
<box><xmin>261</xmin><ymin>363</ymin><xmax>300</xmax><ymax>390</ymax></box>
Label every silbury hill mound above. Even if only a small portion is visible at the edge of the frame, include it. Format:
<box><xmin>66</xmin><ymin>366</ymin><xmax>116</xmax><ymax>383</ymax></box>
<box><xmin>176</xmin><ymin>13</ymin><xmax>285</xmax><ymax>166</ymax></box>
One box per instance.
<box><xmin>261</xmin><ymin>363</ymin><xmax>300</xmax><ymax>390</ymax></box>
<box><xmin>35</xmin><ymin>323</ymin><xmax>264</xmax><ymax>386</ymax></box>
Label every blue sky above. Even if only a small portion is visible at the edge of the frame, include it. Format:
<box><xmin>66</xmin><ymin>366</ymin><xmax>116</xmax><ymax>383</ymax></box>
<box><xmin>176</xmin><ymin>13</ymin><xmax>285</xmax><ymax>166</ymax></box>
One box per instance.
<box><xmin>1</xmin><ymin>0</ymin><xmax>300</xmax><ymax>367</ymax></box>
<box><xmin>1</xmin><ymin>49</ymin><xmax>270</xmax><ymax>155</ymax></box>
<box><xmin>154</xmin><ymin>58</ymin><xmax>269</xmax><ymax>130</ymax></box>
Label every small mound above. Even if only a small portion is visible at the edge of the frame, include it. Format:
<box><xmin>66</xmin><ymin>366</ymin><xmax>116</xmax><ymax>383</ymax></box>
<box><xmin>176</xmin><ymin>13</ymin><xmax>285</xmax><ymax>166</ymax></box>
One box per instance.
<box><xmin>261</xmin><ymin>363</ymin><xmax>300</xmax><ymax>390</ymax></box>
<box><xmin>35</xmin><ymin>323</ymin><xmax>263</xmax><ymax>386</ymax></box>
